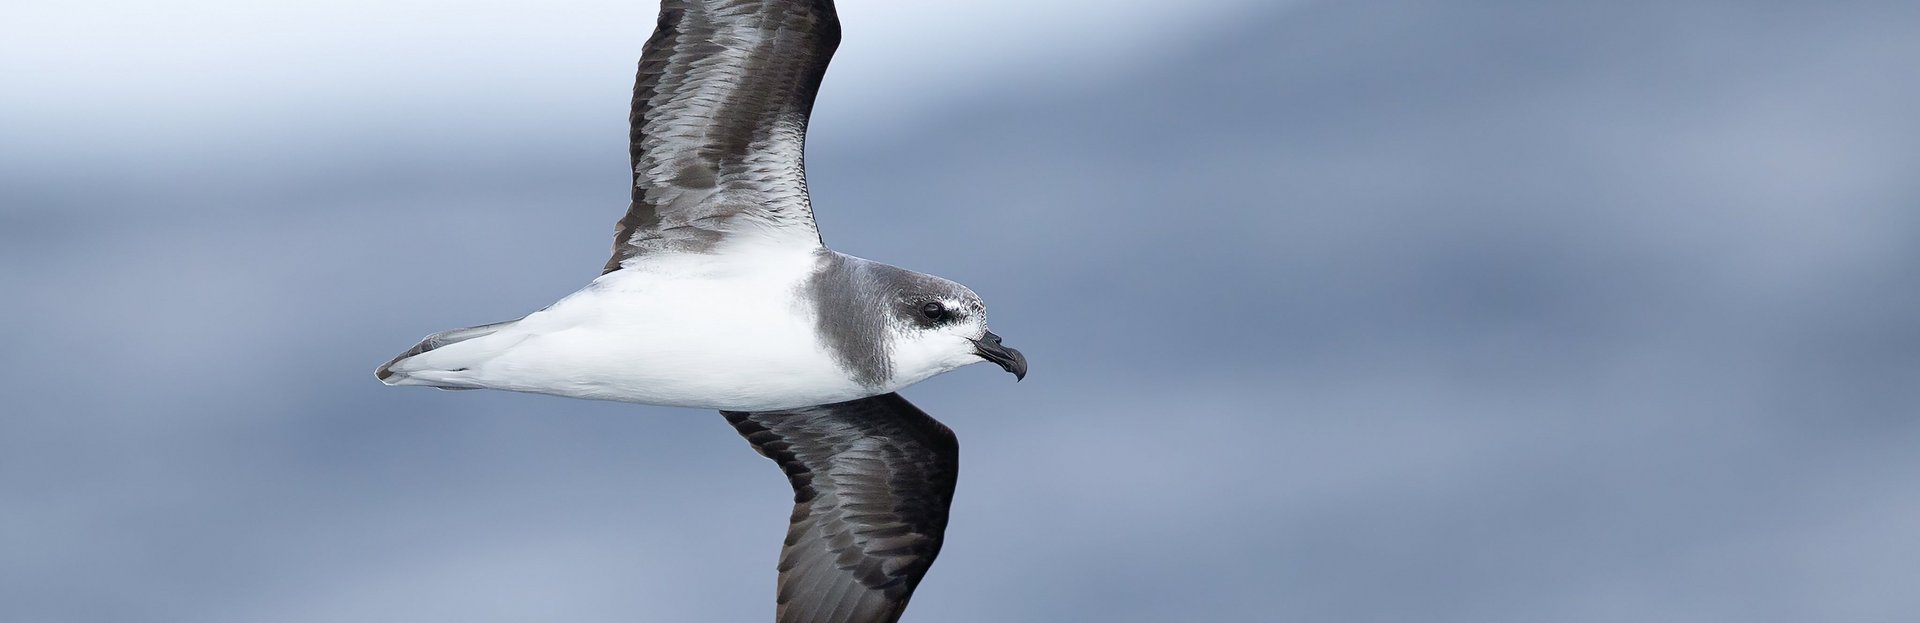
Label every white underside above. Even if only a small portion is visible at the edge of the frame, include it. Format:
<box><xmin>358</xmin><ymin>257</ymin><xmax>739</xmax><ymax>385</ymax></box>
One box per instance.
<box><xmin>381</xmin><ymin>246</ymin><xmax>874</xmax><ymax>412</ymax></box>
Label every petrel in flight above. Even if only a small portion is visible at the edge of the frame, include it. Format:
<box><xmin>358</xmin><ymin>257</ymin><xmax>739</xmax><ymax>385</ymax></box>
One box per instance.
<box><xmin>374</xmin><ymin>1</ymin><xmax>1026</xmax><ymax>622</ymax></box>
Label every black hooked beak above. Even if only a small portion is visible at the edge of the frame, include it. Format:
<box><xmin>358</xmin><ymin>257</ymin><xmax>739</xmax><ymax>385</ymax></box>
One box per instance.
<box><xmin>971</xmin><ymin>330</ymin><xmax>1028</xmax><ymax>381</ymax></box>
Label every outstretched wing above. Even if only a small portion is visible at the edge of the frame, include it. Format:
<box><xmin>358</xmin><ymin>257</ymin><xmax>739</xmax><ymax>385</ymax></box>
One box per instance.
<box><xmin>722</xmin><ymin>393</ymin><xmax>959</xmax><ymax>623</ymax></box>
<box><xmin>605</xmin><ymin>0</ymin><xmax>840</xmax><ymax>273</ymax></box>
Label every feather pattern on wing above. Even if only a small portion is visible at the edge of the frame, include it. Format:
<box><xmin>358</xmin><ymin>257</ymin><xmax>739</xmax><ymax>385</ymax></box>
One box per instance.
<box><xmin>723</xmin><ymin>393</ymin><xmax>959</xmax><ymax>623</ymax></box>
<box><xmin>606</xmin><ymin>0</ymin><xmax>840</xmax><ymax>272</ymax></box>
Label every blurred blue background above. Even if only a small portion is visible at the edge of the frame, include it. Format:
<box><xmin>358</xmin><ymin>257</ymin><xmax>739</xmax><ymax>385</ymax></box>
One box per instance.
<box><xmin>5</xmin><ymin>0</ymin><xmax>1918</xmax><ymax>621</ymax></box>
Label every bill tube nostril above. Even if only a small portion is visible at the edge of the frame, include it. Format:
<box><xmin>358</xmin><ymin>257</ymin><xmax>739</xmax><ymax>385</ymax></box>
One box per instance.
<box><xmin>971</xmin><ymin>330</ymin><xmax>1027</xmax><ymax>380</ymax></box>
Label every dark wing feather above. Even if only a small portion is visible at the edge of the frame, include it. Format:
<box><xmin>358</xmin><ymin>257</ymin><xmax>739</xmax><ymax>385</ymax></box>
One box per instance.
<box><xmin>605</xmin><ymin>0</ymin><xmax>840</xmax><ymax>273</ymax></box>
<box><xmin>723</xmin><ymin>393</ymin><xmax>959</xmax><ymax>623</ymax></box>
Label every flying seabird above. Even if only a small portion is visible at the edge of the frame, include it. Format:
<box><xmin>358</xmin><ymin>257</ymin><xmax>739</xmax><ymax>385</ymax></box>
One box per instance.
<box><xmin>374</xmin><ymin>1</ymin><xmax>1026</xmax><ymax>621</ymax></box>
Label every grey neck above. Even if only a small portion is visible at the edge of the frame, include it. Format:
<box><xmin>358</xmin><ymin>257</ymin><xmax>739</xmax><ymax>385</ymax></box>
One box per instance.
<box><xmin>805</xmin><ymin>251</ymin><xmax>898</xmax><ymax>388</ymax></box>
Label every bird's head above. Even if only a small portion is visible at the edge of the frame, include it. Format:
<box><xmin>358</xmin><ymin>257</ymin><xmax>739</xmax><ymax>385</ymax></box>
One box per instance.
<box><xmin>880</xmin><ymin>274</ymin><xmax>1026</xmax><ymax>387</ymax></box>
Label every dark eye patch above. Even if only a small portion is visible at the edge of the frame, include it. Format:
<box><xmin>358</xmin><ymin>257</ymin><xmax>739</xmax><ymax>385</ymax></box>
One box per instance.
<box><xmin>920</xmin><ymin>301</ymin><xmax>948</xmax><ymax>322</ymax></box>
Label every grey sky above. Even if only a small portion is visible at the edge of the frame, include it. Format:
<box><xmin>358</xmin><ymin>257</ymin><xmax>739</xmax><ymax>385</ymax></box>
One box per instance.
<box><xmin>5</xmin><ymin>1</ymin><xmax>1919</xmax><ymax>621</ymax></box>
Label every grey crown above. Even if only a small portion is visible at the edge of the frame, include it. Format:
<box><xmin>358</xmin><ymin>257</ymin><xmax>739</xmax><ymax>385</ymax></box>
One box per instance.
<box><xmin>606</xmin><ymin>2</ymin><xmax>998</xmax><ymax>622</ymax></box>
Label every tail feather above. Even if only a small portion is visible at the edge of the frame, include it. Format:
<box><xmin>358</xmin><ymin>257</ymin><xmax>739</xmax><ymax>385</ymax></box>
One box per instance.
<box><xmin>375</xmin><ymin>320</ymin><xmax>517</xmax><ymax>386</ymax></box>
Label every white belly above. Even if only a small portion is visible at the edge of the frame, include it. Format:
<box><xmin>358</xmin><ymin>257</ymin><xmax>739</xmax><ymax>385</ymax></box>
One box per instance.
<box><xmin>440</xmin><ymin>253</ymin><xmax>870</xmax><ymax>411</ymax></box>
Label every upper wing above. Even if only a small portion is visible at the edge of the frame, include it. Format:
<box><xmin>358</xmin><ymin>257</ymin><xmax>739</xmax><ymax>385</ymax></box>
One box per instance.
<box><xmin>604</xmin><ymin>0</ymin><xmax>840</xmax><ymax>273</ymax></box>
<box><xmin>722</xmin><ymin>393</ymin><xmax>959</xmax><ymax>623</ymax></box>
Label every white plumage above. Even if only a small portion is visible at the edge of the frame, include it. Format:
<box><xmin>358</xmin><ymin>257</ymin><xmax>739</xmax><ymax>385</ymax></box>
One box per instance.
<box><xmin>381</xmin><ymin>245</ymin><xmax>886</xmax><ymax>412</ymax></box>
<box><xmin>375</xmin><ymin>2</ymin><xmax>1029</xmax><ymax>620</ymax></box>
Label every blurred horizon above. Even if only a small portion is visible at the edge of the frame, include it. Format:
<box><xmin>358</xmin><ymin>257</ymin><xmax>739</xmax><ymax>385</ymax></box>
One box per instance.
<box><xmin>5</xmin><ymin>1</ymin><xmax>1919</xmax><ymax>621</ymax></box>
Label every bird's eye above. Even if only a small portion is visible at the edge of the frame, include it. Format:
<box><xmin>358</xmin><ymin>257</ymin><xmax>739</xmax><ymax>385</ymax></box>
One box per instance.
<box><xmin>921</xmin><ymin>302</ymin><xmax>948</xmax><ymax>321</ymax></box>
